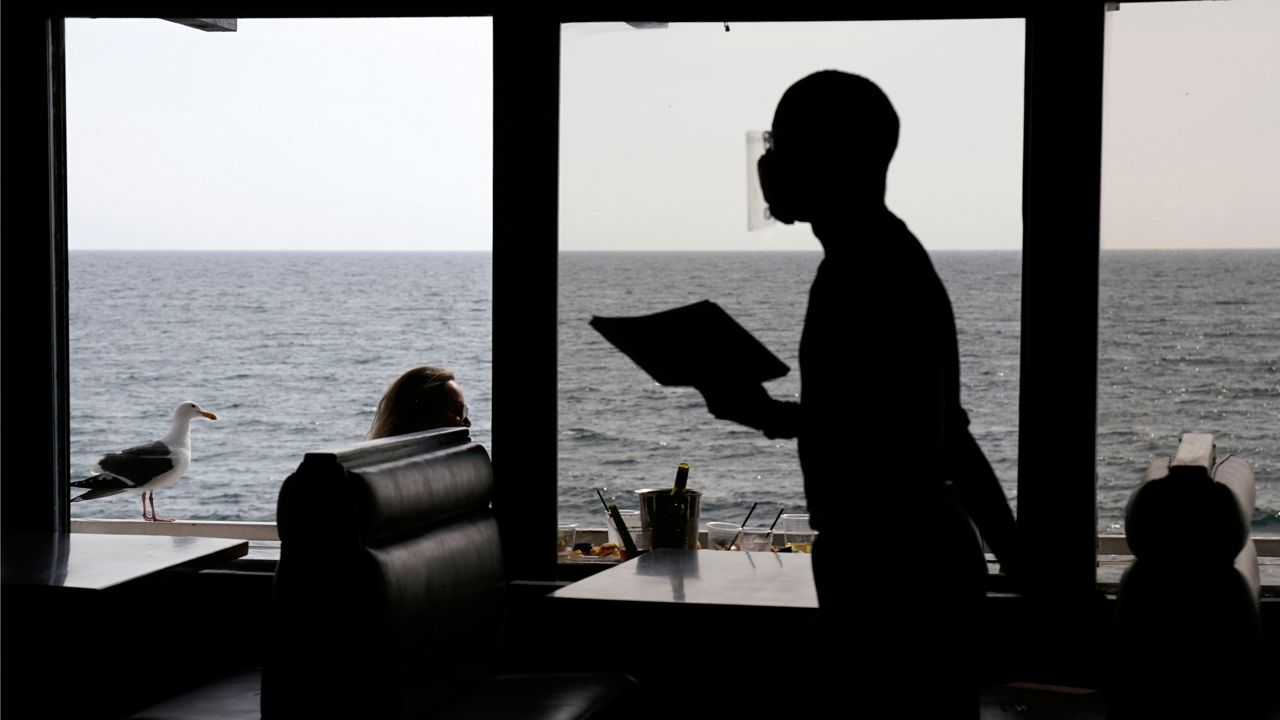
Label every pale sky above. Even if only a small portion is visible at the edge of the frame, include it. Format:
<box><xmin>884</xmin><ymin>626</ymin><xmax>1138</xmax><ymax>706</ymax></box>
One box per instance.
<box><xmin>1099</xmin><ymin>0</ymin><xmax>1280</xmax><ymax>249</ymax></box>
<box><xmin>66</xmin><ymin>17</ymin><xmax>493</xmax><ymax>251</ymax></box>
<box><xmin>560</xmin><ymin>18</ymin><xmax>1027</xmax><ymax>251</ymax></box>
<box><xmin>66</xmin><ymin>4</ymin><xmax>1279</xmax><ymax>252</ymax></box>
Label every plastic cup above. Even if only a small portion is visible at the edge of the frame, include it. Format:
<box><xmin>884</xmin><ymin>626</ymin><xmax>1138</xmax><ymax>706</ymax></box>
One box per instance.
<box><xmin>557</xmin><ymin>523</ymin><xmax>577</xmax><ymax>557</ymax></box>
<box><xmin>705</xmin><ymin>521</ymin><xmax>742</xmax><ymax>551</ymax></box>
<box><xmin>781</xmin><ymin>513</ymin><xmax>815</xmax><ymax>553</ymax></box>
<box><xmin>607</xmin><ymin>509</ymin><xmax>644</xmax><ymax>549</ymax></box>
<box><xmin>738</xmin><ymin>526</ymin><xmax>773</xmax><ymax>552</ymax></box>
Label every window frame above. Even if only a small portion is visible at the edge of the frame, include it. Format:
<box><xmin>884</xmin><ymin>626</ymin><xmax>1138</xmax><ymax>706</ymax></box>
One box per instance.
<box><xmin>526</xmin><ymin>5</ymin><xmax>1104</xmax><ymax>594</ymax></box>
<box><xmin>59</xmin><ymin>17</ymin><xmax>495</xmax><ymax>535</ymax></box>
<box><xmin>3</xmin><ymin>3</ymin><xmax>1104</xmax><ymax>601</ymax></box>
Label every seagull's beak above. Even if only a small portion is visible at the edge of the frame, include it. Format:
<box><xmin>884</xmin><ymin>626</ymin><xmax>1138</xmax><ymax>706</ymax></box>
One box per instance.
<box><xmin>200</xmin><ymin>411</ymin><xmax>218</xmax><ymax>421</ymax></box>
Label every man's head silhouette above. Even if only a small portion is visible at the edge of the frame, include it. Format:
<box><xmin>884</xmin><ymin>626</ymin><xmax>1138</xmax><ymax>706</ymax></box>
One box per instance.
<box><xmin>759</xmin><ymin>70</ymin><xmax>899</xmax><ymax>225</ymax></box>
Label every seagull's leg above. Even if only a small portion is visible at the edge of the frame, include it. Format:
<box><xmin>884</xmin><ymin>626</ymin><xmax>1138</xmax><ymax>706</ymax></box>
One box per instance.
<box><xmin>141</xmin><ymin>493</ymin><xmax>152</xmax><ymax>521</ymax></box>
<box><xmin>149</xmin><ymin>492</ymin><xmax>174</xmax><ymax>522</ymax></box>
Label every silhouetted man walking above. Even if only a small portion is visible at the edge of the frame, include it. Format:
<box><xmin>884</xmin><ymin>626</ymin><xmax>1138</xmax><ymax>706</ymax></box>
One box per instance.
<box><xmin>698</xmin><ymin>70</ymin><xmax>1030</xmax><ymax>717</ymax></box>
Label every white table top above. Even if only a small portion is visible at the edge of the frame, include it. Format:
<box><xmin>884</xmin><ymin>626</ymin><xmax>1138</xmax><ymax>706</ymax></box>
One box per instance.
<box><xmin>551</xmin><ymin>547</ymin><xmax>818</xmax><ymax>608</ymax></box>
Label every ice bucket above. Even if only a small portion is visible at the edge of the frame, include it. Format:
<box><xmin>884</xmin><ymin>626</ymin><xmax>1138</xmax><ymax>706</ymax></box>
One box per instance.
<box><xmin>635</xmin><ymin>488</ymin><xmax>702</xmax><ymax>550</ymax></box>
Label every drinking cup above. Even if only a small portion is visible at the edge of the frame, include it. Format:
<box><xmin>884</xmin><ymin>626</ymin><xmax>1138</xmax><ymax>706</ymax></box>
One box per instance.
<box><xmin>607</xmin><ymin>509</ymin><xmax>644</xmax><ymax>549</ymax></box>
<box><xmin>738</xmin><ymin>526</ymin><xmax>773</xmax><ymax>552</ymax></box>
<box><xmin>557</xmin><ymin>523</ymin><xmax>578</xmax><ymax>557</ymax></box>
<box><xmin>781</xmin><ymin>513</ymin><xmax>815</xmax><ymax>553</ymax></box>
<box><xmin>705</xmin><ymin>521</ymin><xmax>742</xmax><ymax>551</ymax></box>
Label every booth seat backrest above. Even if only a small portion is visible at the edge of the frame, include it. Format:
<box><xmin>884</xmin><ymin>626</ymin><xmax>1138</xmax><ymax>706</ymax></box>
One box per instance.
<box><xmin>1125</xmin><ymin>440</ymin><xmax>1259</xmax><ymax>593</ymax></box>
<box><xmin>1113</xmin><ymin>433</ymin><xmax>1264</xmax><ymax>719</ymax></box>
<box><xmin>263</xmin><ymin>427</ymin><xmax>505</xmax><ymax>720</ymax></box>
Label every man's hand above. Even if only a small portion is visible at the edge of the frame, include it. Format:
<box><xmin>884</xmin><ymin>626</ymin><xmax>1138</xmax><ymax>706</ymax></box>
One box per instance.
<box><xmin>695</xmin><ymin>382</ymin><xmax>774</xmax><ymax>430</ymax></box>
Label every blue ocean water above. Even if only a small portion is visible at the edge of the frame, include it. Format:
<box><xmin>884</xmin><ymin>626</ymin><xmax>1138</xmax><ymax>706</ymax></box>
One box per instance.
<box><xmin>69</xmin><ymin>250</ymin><xmax>1280</xmax><ymax>535</ymax></box>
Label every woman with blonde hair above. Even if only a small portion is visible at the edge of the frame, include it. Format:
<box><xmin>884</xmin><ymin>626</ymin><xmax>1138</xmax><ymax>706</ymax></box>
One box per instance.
<box><xmin>369</xmin><ymin>365</ymin><xmax>471</xmax><ymax>439</ymax></box>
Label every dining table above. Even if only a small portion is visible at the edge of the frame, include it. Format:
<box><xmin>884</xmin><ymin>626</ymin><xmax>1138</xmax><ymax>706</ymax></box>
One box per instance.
<box><xmin>2</xmin><ymin>531</ymin><xmax>249</xmax><ymax>593</ymax></box>
<box><xmin>2</xmin><ymin>531</ymin><xmax>252</xmax><ymax>719</ymax></box>
<box><xmin>551</xmin><ymin>546</ymin><xmax>819</xmax><ymax>609</ymax></box>
<box><xmin>546</xmin><ymin>548</ymin><xmax>820</xmax><ymax>717</ymax></box>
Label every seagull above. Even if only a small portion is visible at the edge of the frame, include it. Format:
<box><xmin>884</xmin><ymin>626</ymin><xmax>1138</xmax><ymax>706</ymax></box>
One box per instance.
<box><xmin>70</xmin><ymin>402</ymin><xmax>218</xmax><ymax>522</ymax></box>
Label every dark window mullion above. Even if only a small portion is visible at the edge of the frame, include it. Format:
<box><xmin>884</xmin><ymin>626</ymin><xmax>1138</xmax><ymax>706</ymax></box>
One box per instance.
<box><xmin>1018</xmin><ymin>1</ymin><xmax>1105</xmax><ymax>636</ymax></box>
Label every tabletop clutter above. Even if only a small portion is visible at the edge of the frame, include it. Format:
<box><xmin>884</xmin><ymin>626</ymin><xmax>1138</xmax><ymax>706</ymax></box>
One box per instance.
<box><xmin>559</xmin><ymin>463</ymin><xmax>818</xmax><ymax>561</ymax></box>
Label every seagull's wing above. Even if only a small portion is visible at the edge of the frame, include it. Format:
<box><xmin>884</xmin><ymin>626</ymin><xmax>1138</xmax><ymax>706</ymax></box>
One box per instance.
<box><xmin>87</xmin><ymin>441</ymin><xmax>176</xmax><ymax>487</ymax></box>
<box><xmin>68</xmin><ymin>477</ymin><xmax>134</xmax><ymax>502</ymax></box>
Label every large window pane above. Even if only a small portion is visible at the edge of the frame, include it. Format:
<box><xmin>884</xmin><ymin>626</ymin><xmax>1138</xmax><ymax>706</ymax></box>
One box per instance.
<box><xmin>1099</xmin><ymin>1</ymin><xmax>1280</xmax><ymax>537</ymax></box>
<box><xmin>67</xmin><ymin>18</ymin><xmax>493</xmax><ymax>521</ymax></box>
<box><xmin>558</xmin><ymin>20</ymin><xmax>1025</xmax><ymax>529</ymax></box>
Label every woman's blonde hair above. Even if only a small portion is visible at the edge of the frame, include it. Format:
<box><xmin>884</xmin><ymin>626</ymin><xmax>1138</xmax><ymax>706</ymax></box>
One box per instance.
<box><xmin>368</xmin><ymin>366</ymin><xmax>456</xmax><ymax>439</ymax></box>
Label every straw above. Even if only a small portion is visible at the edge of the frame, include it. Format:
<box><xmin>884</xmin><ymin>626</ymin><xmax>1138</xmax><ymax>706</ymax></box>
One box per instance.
<box><xmin>727</xmin><ymin>502</ymin><xmax>759</xmax><ymax>551</ymax></box>
<box><xmin>765</xmin><ymin>506</ymin><xmax>786</xmax><ymax>534</ymax></box>
<box><xmin>596</xmin><ymin>488</ymin><xmax>638</xmax><ymax>556</ymax></box>
<box><xmin>608</xmin><ymin>504</ymin><xmax>639</xmax><ymax>555</ymax></box>
<box><xmin>731</xmin><ymin>507</ymin><xmax>785</xmax><ymax>553</ymax></box>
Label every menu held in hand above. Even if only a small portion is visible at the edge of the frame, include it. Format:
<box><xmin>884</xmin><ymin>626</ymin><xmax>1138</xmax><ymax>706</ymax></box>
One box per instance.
<box><xmin>589</xmin><ymin>300</ymin><xmax>789</xmax><ymax>387</ymax></box>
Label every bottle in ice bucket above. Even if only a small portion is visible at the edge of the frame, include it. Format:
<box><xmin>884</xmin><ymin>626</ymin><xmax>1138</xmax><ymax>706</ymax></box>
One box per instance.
<box><xmin>671</xmin><ymin>463</ymin><xmax>690</xmax><ymax>494</ymax></box>
<box><xmin>638</xmin><ymin>463</ymin><xmax>701</xmax><ymax>549</ymax></box>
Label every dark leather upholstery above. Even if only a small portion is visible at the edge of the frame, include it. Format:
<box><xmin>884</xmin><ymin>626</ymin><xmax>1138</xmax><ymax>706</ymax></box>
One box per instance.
<box><xmin>1124</xmin><ymin>457</ymin><xmax>1253</xmax><ymax>566</ymax></box>
<box><xmin>129</xmin><ymin>429</ymin><xmax>634</xmax><ymax>720</ymax></box>
<box><xmin>1112</xmin><ymin>437</ymin><xmax>1263</xmax><ymax>719</ymax></box>
<box><xmin>262</xmin><ymin>427</ymin><xmax>636</xmax><ymax>719</ymax></box>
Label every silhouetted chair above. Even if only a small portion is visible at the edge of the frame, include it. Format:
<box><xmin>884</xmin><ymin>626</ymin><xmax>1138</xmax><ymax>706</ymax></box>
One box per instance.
<box><xmin>1111</xmin><ymin>433</ymin><xmax>1263</xmax><ymax>720</ymax></box>
<box><xmin>132</xmin><ymin>427</ymin><xmax>636</xmax><ymax>720</ymax></box>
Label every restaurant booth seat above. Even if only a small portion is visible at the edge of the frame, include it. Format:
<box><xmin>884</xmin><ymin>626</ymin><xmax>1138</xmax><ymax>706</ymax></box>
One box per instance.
<box><xmin>1110</xmin><ymin>433</ymin><xmax>1264</xmax><ymax>720</ymax></box>
<box><xmin>132</xmin><ymin>427</ymin><xmax>636</xmax><ymax>720</ymax></box>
